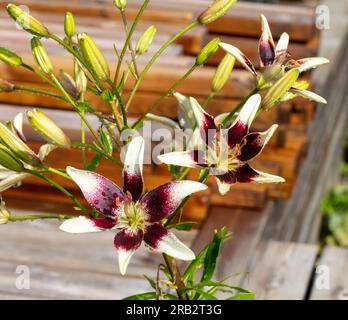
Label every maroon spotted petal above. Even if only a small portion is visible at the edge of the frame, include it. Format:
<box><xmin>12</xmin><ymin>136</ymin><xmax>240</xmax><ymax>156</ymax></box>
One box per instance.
<box><xmin>143</xmin><ymin>223</ymin><xmax>168</xmax><ymax>249</ymax></box>
<box><xmin>114</xmin><ymin>228</ymin><xmax>144</xmax><ymax>252</ymax></box>
<box><xmin>67</xmin><ymin>166</ymin><xmax>125</xmax><ymax>217</ymax></box>
<box><xmin>234</xmin><ymin>164</ymin><xmax>259</xmax><ymax>183</ymax></box>
<box><xmin>141</xmin><ymin>181</ymin><xmax>207</xmax><ymax>223</ymax></box>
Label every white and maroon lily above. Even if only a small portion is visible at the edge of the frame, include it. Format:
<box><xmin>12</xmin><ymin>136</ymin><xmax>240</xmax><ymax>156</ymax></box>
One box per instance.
<box><xmin>59</xmin><ymin>136</ymin><xmax>207</xmax><ymax>275</ymax></box>
<box><xmin>158</xmin><ymin>94</ymin><xmax>285</xmax><ymax>195</ymax></box>
<box><xmin>219</xmin><ymin>15</ymin><xmax>328</xmax><ymax>103</ymax></box>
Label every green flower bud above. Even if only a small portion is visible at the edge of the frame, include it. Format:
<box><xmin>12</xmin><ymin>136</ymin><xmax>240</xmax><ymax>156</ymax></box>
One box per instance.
<box><xmin>31</xmin><ymin>37</ymin><xmax>53</xmax><ymax>75</ymax></box>
<box><xmin>136</xmin><ymin>26</ymin><xmax>157</xmax><ymax>55</ymax></box>
<box><xmin>262</xmin><ymin>69</ymin><xmax>300</xmax><ymax>111</ymax></box>
<box><xmin>6</xmin><ymin>4</ymin><xmax>49</xmax><ymax>37</ymax></box>
<box><xmin>74</xmin><ymin>60</ymin><xmax>87</xmax><ymax>99</ymax></box>
<box><xmin>78</xmin><ymin>33</ymin><xmax>110</xmax><ymax>82</ymax></box>
<box><xmin>0</xmin><ymin>122</ymin><xmax>41</xmax><ymax>166</ymax></box>
<box><xmin>27</xmin><ymin>109</ymin><xmax>71</xmax><ymax>148</ymax></box>
<box><xmin>0</xmin><ymin>79</ymin><xmax>15</xmax><ymax>93</ymax></box>
<box><xmin>0</xmin><ymin>144</ymin><xmax>24</xmax><ymax>172</ymax></box>
<box><xmin>212</xmin><ymin>54</ymin><xmax>235</xmax><ymax>93</ymax></box>
<box><xmin>0</xmin><ymin>47</ymin><xmax>23</xmax><ymax>67</ymax></box>
<box><xmin>64</xmin><ymin>12</ymin><xmax>75</xmax><ymax>39</ymax></box>
<box><xmin>257</xmin><ymin>64</ymin><xmax>284</xmax><ymax>90</ymax></box>
<box><xmin>59</xmin><ymin>70</ymin><xmax>79</xmax><ymax>99</ymax></box>
<box><xmin>198</xmin><ymin>0</ymin><xmax>237</xmax><ymax>24</ymax></box>
<box><xmin>114</xmin><ymin>0</ymin><xmax>127</xmax><ymax>11</ymax></box>
<box><xmin>99</xmin><ymin>129</ymin><xmax>113</xmax><ymax>155</ymax></box>
<box><xmin>0</xmin><ymin>200</ymin><xmax>11</xmax><ymax>225</ymax></box>
<box><xmin>196</xmin><ymin>38</ymin><xmax>220</xmax><ymax>66</ymax></box>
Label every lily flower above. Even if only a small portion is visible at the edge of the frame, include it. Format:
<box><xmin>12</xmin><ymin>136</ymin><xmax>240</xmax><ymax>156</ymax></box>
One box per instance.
<box><xmin>59</xmin><ymin>136</ymin><xmax>207</xmax><ymax>275</ymax></box>
<box><xmin>158</xmin><ymin>94</ymin><xmax>285</xmax><ymax>195</ymax></box>
<box><xmin>219</xmin><ymin>15</ymin><xmax>328</xmax><ymax>103</ymax></box>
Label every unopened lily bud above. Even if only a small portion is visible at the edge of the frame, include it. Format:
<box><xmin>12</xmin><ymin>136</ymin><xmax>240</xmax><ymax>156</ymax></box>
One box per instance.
<box><xmin>27</xmin><ymin>109</ymin><xmax>71</xmax><ymax>148</ymax></box>
<box><xmin>0</xmin><ymin>201</ymin><xmax>11</xmax><ymax>225</ymax></box>
<box><xmin>0</xmin><ymin>79</ymin><xmax>15</xmax><ymax>93</ymax></box>
<box><xmin>0</xmin><ymin>122</ymin><xmax>41</xmax><ymax>166</ymax></box>
<box><xmin>0</xmin><ymin>144</ymin><xmax>24</xmax><ymax>172</ymax></box>
<box><xmin>196</xmin><ymin>38</ymin><xmax>220</xmax><ymax>66</ymax></box>
<box><xmin>0</xmin><ymin>47</ymin><xmax>23</xmax><ymax>67</ymax></box>
<box><xmin>64</xmin><ymin>12</ymin><xmax>75</xmax><ymax>39</ymax></box>
<box><xmin>136</xmin><ymin>26</ymin><xmax>157</xmax><ymax>55</ymax></box>
<box><xmin>74</xmin><ymin>61</ymin><xmax>87</xmax><ymax>99</ymax></box>
<box><xmin>78</xmin><ymin>33</ymin><xmax>110</xmax><ymax>82</ymax></box>
<box><xmin>198</xmin><ymin>0</ymin><xmax>237</xmax><ymax>24</ymax></box>
<box><xmin>59</xmin><ymin>70</ymin><xmax>79</xmax><ymax>99</ymax></box>
<box><xmin>212</xmin><ymin>54</ymin><xmax>235</xmax><ymax>93</ymax></box>
<box><xmin>262</xmin><ymin>69</ymin><xmax>300</xmax><ymax>110</ymax></box>
<box><xmin>31</xmin><ymin>37</ymin><xmax>53</xmax><ymax>75</ymax></box>
<box><xmin>6</xmin><ymin>4</ymin><xmax>49</xmax><ymax>37</ymax></box>
<box><xmin>257</xmin><ymin>64</ymin><xmax>283</xmax><ymax>89</ymax></box>
<box><xmin>114</xmin><ymin>0</ymin><xmax>127</xmax><ymax>11</ymax></box>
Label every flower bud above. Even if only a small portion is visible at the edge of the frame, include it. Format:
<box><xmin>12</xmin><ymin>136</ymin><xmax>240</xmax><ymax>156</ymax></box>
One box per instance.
<box><xmin>6</xmin><ymin>4</ymin><xmax>49</xmax><ymax>37</ymax></box>
<box><xmin>64</xmin><ymin>12</ymin><xmax>75</xmax><ymax>39</ymax></box>
<box><xmin>0</xmin><ymin>47</ymin><xmax>23</xmax><ymax>67</ymax></box>
<box><xmin>198</xmin><ymin>0</ymin><xmax>237</xmax><ymax>24</ymax></box>
<box><xmin>0</xmin><ymin>122</ymin><xmax>41</xmax><ymax>166</ymax></box>
<box><xmin>212</xmin><ymin>54</ymin><xmax>235</xmax><ymax>93</ymax></box>
<box><xmin>74</xmin><ymin>61</ymin><xmax>87</xmax><ymax>99</ymax></box>
<box><xmin>0</xmin><ymin>79</ymin><xmax>15</xmax><ymax>93</ymax></box>
<box><xmin>0</xmin><ymin>144</ymin><xmax>24</xmax><ymax>172</ymax></box>
<box><xmin>136</xmin><ymin>26</ymin><xmax>157</xmax><ymax>56</ymax></box>
<box><xmin>262</xmin><ymin>69</ymin><xmax>300</xmax><ymax>110</ymax></box>
<box><xmin>0</xmin><ymin>200</ymin><xmax>11</xmax><ymax>225</ymax></box>
<box><xmin>196</xmin><ymin>38</ymin><xmax>220</xmax><ymax>66</ymax></box>
<box><xmin>78</xmin><ymin>33</ymin><xmax>110</xmax><ymax>82</ymax></box>
<box><xmin>31</xmin><ymin>37</ymin><xmax>53</xmax><ymax>75</ymax></box>
<box><xmin>114</xmin><ymin>0</ymin><xmax>127</xmax><ymax>11</ymax></box>
<box><xmin>27</xmin><ymin>109</ymin><xmax>71</xmax><ymax>148</ymax></box>
<box><xmin>59</xmin><ymin>70</ymin><xmax>79</xmax><ymax>99</ymax></box>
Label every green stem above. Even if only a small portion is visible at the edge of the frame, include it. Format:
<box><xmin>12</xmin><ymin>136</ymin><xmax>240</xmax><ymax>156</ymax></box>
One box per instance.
<box><xmin>21</xmin><ymin>63</ymin><xmax>58</xmax><ymax>88</ymax></box>
<box><xmin>27</xmin><ymin>169</ymin><xmax>88</xmax><ymax>215</ymax></box>
<box><xmin>14</xmin><ymin>85</ymin><xmax>67</xmax><ymax>102</ymax></box>
<box><xmin>106</xmin><ymin>79</ymin><xmax>127</xmax><ymax>127</ymax></box>
<box><xmin>221</xmin><ymin>88</ymin><xmax>259</xmax><ymax>128</ymax></box>
<box><xmin>114</xmin><ymin>1</ymin><xmax>150</xmax><ymax>84</ymax></box>
<box><xmin>120</xmin><ymin>9</ymin><xmax>140</xmax><ymax>78</ymax></box>
<box><xmin>132</xmin><ymin>64</ymin><xmax>198</xmax><ymax>129</ymax></box>
<box><xmin>45</xmin><ymin>167</ymin><xmax>71</xmax><ymax>180</ymax></box>
<box><xmin>163</xmin><ymin>253</ymin><xmax>188</xmax><ymax>300</ymax></box>
<box><xmin>9</xmin><ymin>214</ymin><xmax>71</xmax><ymax>222</ymax></box>
<box><xmin>81</xmin><ymin>116</ymin><xmax>87</xmax><ymax>168</ymax></box>
<box><xmin>125</xmin><ymin>21</ymin><xmax>200</xmax><ymax>111</ymax></box>
<box><xmin>203</xmin><ymin>91</ymin><xmax>215</xmax><ymax>109</ymax></box>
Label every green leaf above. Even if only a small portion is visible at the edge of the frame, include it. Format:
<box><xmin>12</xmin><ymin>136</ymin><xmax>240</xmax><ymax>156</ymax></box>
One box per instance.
<box><xmin>181</xmin><ymin>287</ymin><xmax>217</xmax><ymax>300</ymax></box>
<box><xmin>86</xmin><ymin>154</ymin><xmax>102</xmax><ymax>171</ymax></box>
<box><xmin>143</xmin><ymin>275</ymin><xmax>156</xmax><ymax>290</ymax></box>
<box><xmin>76</xmin><ymin>101</ymin><xmax>94</xmax><ymax>113</ymax></box>
<box><xmin>101</xmin><ymin>89</ymin><xmax>114</xmax><ymax>103</ymax></box>
<box><xmin>201</xmin><ymin>227</ymin><xmax>229</xmax><ymax>283</ymax></box>
<box><xmin>168</xmin><ymin>221</ymin><xmax>195</xmax><ymax>231</ymax></box>
<box><xmin>99</xmin><ymin>129</ymin><xmax>113</xmax><ymax>155</ymax></box>
<box><xmin>123</xmin><ymin>292</ymin><xmax>157</xmax><ymax>300</ymax></box>
<box><xmin>183</xmin><ymin>245</ymin><xmax>209</xmax><ymax>283</ymax></box>
<box><xmin>228</xmin><ymin>293</ymin><xmax>255</xmax><ymax>300</ymax></box>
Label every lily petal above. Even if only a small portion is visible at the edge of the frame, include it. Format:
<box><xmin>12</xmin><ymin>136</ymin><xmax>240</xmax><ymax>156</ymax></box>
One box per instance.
<box><xmin>13</xmin><ymin>113</ymin><xmax>27</xmax><ymax>142</ymax></box>
<box><xmin>141</xmin><ymin>181</ymin><xmax>208</xmax><ymax>223</ymax></box>
<box><xmin>290</xmin><ymin>88</ymin><xmax>327</xmax><ymax>104</ymax></box>
<box><xmin>0</xmin><ymin>172</ymin><xmax>30</xmax><ymax>192</ymax></box>
<box><xmin>238</xmin><ymin>124</ymin><xmax>278</xmax><ymax>162</ymax></box>
<box><xmin>296</xmin><ymin>57</ymin><xmax>329</xmax><ymax>73</ymax></box>
<box><xmin>144</xmin><ymin>223</ymin><xmax>195</xmax><ymax>261</ymax></box>
<box><xmin>228</xmin><ymin>94</ymin><xmax>261</xmax><ymax>148</ymax></box>
<box><xmin>59</xmin><ymin>216</ymin><xmax>116</xmax><ymax>234</ymax></box>
<box><xmin>158</xmin><ymin>150</ymin><xmax>206</xmax><ymax>168</ymax></box>
<box><xmin>215</xmin><ymin>171</ymin><xmax>236</xmax><ymax>195</ymax></box>
<box><xmin>275</xmin><ymin>32</ymin><xmax>289</xmax><ymax>56</ymax></box>
<box><xmin>235</xmin><ymin>164</ymin><xmax>285</xmax><ymax>183</ymax></box>
<box><xmin>67</xmin><ymin>166</ymin><xmax>124</xmax><ymax>217</ymax></box>
<box><xmin>114</xmin><ymin>228</ymin><xmax>143</xmax><ymax>275</ymax></box>
<box><xmin>259</xmin><ymin>15</ymin><xmax>275</xmax><ymax>66</ymax></box>
<box><xmin>219</xmin><ymin>43</ymin><xmax>257</xmax><ymax>76</ymax></box>
<box><xmin>190</xmin><ymin>97</ymin><xmax>216</xmax><ymax>145</ymax></box>
<box><xmin>123</xmin><ymin>136</ymin><xmax>144</xmax><ymax>202</ymax></box>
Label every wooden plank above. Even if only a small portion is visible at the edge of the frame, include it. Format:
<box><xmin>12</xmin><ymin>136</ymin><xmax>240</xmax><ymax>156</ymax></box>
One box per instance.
<box><xmin>240</xmin><ymin>241</ymin><xmax>317</xmax><ymax>300</ymax></box>
<box><xmin>310</xmin><ymin>246</ymin><xmax>348</xmax><ymax>300</ymax></box>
